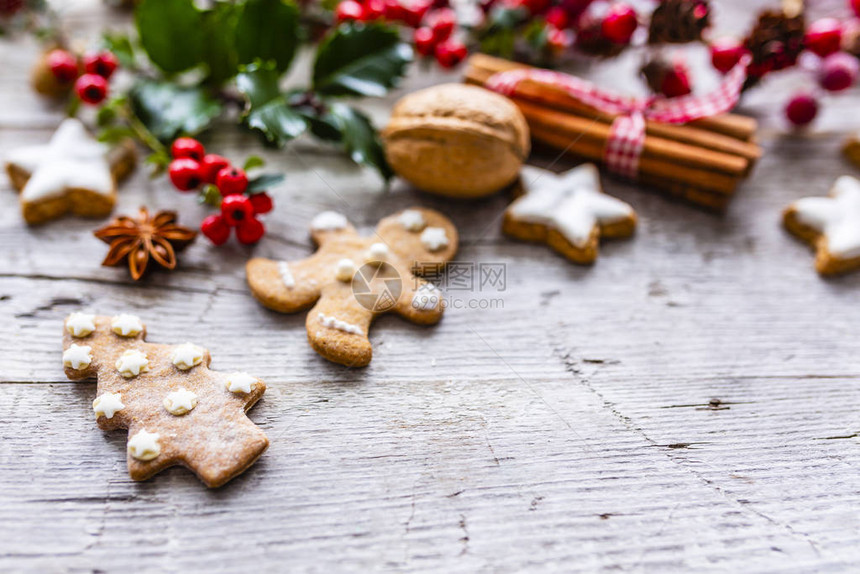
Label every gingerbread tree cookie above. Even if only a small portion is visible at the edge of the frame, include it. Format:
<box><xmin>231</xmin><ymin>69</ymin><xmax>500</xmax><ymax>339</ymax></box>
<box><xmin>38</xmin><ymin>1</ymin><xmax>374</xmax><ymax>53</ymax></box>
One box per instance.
<box><xmin>5</xmin><ymin>118</ymin><xmax>136</xmax><ymax>225</ymax></box>
<box><xmin>246</xmin><ymin>208</ymin><xmax>458</xmax><ymax>367</ymax></box>
<box><xmin>62</xmin><ymin>313</ymin><xmax>268</xmax><ymax>487</ymax></box>
<box><xmin>784</xmin><ymin>175</ymin><xmax>860</xmax><ymax>276</ymax></box>
<box><xmin>503</xmin><ymin>164</ymin><xmax>637</xmax><ymax>264</ymax></box>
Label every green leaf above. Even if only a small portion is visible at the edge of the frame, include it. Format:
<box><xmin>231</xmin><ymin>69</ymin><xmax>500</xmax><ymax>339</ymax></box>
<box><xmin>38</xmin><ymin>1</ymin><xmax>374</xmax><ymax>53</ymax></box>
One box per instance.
<box><xmin>234</xmin><ymin>0</ymin><xmax>300</xmax><ymax>73</ymax></box>
<box><xmin>144</xmin><ymin>150</ymin><xmax>171</xmax><ymax>176</ymax></box>
<box><xmin>199</xmin><ymin>184</ymin><xmax>222</xmax><ymax>207</ymax></box>
<box><xmin>135</xmin><ymin>0</ymin><xmax>205</xmax><ymax>74</ymax></box>
<box><xmin>102</xmin><ymin>32</ymin><xmax>136</xmax><ymax>69</ymax></box>
<box><xmin>243</xmin><ymin>155</ymin><xmax>265</xmax><ymax>171</ymax></box>
<box><xmin>129</xmin><ymin>80</ymin><xmax>222</xmax><ymax>143</ymax></box>
<box><xmin>236</xmin><ymin>63</ymin><xmax>307</xmax><ymax>146</ymax></box>
<box><xmin>312</xmin><ymin>23</ymin><xmax>412</xmax><ymax>97</ymax></box>
<box><xmin>202</xmin><ymin>3</ymin><xmax>240</xmax><ymax>84</ymax></box>
<box><xmin>97</xmin><ymin>126</ymin><xmax>136</xmax><ymax>144</ymax></box>
<box><xmin>327</xmin><ymin>103</ymin><xmax>392</xmax><ymax>181</ymax></box>
<box><xmin>247</xmin><ymin>173</ymin><xmax>285</xmax><ymax>193</ymax></box>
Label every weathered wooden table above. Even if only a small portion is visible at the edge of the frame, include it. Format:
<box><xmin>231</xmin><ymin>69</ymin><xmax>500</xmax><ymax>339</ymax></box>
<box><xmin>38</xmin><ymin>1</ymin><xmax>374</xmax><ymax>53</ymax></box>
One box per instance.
<box><xmin>2</xmin><ymin>1</ymin><xmax>859</xmax><ymax>572</ymax></box>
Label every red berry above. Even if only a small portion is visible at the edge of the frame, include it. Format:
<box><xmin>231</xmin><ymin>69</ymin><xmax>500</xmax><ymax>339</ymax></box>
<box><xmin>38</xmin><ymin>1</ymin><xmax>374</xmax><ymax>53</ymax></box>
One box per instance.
<box><xmin>335</xmin><ymin>0</ymin><xmax>366</xmax><ymax>21</ymax></box>
<box><xmin>784</xmin><ymin>92</ymin><xmax>818</xmax><ymax>127</ymax></box>
<box><xmin>365</xmin><ymin>0</ymin><xmax>386</xmax><ymax>19</ymax></box>
<box><xmin>171</xmin><ymin>137</ymin><xmax>205</xmax><ymax>162</ymax></box>
<box><xmin>74</xmin><ymin>74</ymin><xmax>108</xmax><ymax>105</ymax></box>
<box><xmin>435</xmin><ymin>39</ymin><xmax>467</xmax><ymax>68</ymax></box>
<box><xmin>215</xmin><ymin>166</ymin><xmax>248</xmax><ymax>196</ymax></box>
<box><xmin>168</xmin><ymin>158</ymin><xmax>203</xmax><ymax>192</ymax></box>
<box><xmin>710</xmin><ymin>37</ymin><xmax>746</xmax><ymax>74</ymax></box>
<box><xmin>426</xmin><ymin>8</ymin><xmax>456</xmax><ymax>42</ymax></box>
<box><xmin>0</xmin><ymin>0</ymin><xmax>25</xmax><ymax>17</ymax></box>
<box><xmin>414</xmin><ymin>27</ymin><xmax>437</xmax><ymax>56</ymax></box>
<box><xmin>660</xmin><ymin>65</ymin><xmax>692</xmax><ymax>98</ymax></box>
<box><xmin>236</xmin><ymin>217</ymin><xmax>266</xmax><ymax>245</ymax></box>
<box><xmin>221</xmin><ymin>194</ymin><xmax>254</xmax><ymax>227</ymax></box>
<box><xmin>804</xmin><ymin>18</ymin><xmax>842</xmax><ymax>58</ymax></box>
<box><xmin>200</xmin><ymin>214</ymin><xmax>231</xmax><ymax>246</ymax></box>
<box><xmin>545</xmin><ymin>6</ymin><xmax>569</xmax><ymax>29</ymax></box>
<box><xmin>601</xmin><ymin>3</ymin><xmax>637</xmax><ymax>45</ymax></box>
<box><xmin>546</xmin><ymin>27</ymin><xmax>572</xmax><ymax>53</ymax></box>
<box><xmin>83</xmin><ymin>51</ymin><xmax>119</xmax><ymax>80</ymax></box>
<box><xmin>46</xmin><ymin>50</ymin><xmax>79</xmax><ymax>84</ymax></box>
<box><xmin>383</xmin><ymin>0</ymin><xmax>405</xmax><ymax>20</ymax></box>
<box><xmin>818</xmin><ymin>52</ymin><xmax>859</xmax><ymax>92</ymax></box>
<box><xmin>559</xmin><ymin>0</ymin><xmax>591</xmax><ymax>21</ymax></box>
<box><xmin>200</xmin><ymin>154</ymin><xmax>231</xmax><ymax>184</ymax></box>
<box><xmin>521</xmin><ymin>0</ymin><xmax>550</xmax><ymax>14</ymax></box>
<box><xmin>249</xmin><ymin>192</ymin><xmax>274</xmax><ymax>215</ymax></box>
<box><xmin>853</xmin><ymin>0</ymin><xmax>860</xmax><ymax>18</ymax></box>
<box><xmin>401</xmin><ymin>0</ymin><xmax>432</xmax><ymax>27</ymax></box>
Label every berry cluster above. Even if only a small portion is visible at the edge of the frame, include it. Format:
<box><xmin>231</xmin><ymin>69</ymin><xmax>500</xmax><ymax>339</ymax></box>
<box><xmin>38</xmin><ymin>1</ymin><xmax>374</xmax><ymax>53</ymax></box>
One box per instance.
<box><xmin>166</xmin><ymin>138</ymin><xmax>274</xmax><ymax>246</ymax></box>
<box><xmin>44</xmin><ymin>48</ymin><xmax>118</xmax><ymax>105</ymax></box>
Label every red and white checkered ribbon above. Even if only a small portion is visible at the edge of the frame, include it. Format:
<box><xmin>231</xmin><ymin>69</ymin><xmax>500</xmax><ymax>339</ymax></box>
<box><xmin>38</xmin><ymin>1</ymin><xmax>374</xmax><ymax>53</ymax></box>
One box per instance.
<box><xmin>486</xmin><ymin>56</ymin><xmax>750</xmax><ymax>179</ymax></box>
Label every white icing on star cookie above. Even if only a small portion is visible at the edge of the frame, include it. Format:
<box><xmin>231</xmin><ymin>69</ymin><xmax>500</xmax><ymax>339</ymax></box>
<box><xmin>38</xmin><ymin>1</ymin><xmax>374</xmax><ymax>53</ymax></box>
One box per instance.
<box><xmin>399</xmin><ymin>209</ymin><xmax>426</xmax><ymax>231</ymax></box>
<box><xmin>792</xmin><ymin>175</ymin><xmax>860</xmax><ymax>258</ymax></box>
<box><xmin>420</xmin><ymin>227</ymin><xmax>449</xmax><ymax>251</ymax></box>
<box><xmin>171</xmin><ymin>342</ymin><xmax>204</xmax><ymax>371</ymax></box>
<box><xmin>6</xmin><ymin>118</ymin><xmax>113</xmax><ymax>202</ymax></box>
<box><xmin>128</xmin><ymin>429</ymin><xmax>161</xmax><ymax>461</ymax></box>
<box><xmin>335</xmin><ymin>258</ymin><xmax>356</xmax><ymax>282</ymax></box>
<box><xmin>508</xmin><ymin>164</ymin><xmax>633</xmax><ymax>248</ymax></box>
<box><xmin>225</xmin><ymin>372</ymin><xmax>258</xmax><ymax>394</ymax></box>
<box><xmin>111</xmin><ymin>314</ymin><xmax>143</xmax><ymax>337</ymax></box>
<box><xmin>318</xmin><ymin>312</ymin><xmax>363</xmax><ymax>335</ymax></box>
<box><xmin>365</xmin><ymin>242</ymin><xmax>389</xmax><ymax>264</ymax></box>
<box><xmin>311</xmin><ymin>211</ymin><xmax>348</xmax><ymax>232</ymax></box>
<box><xmin>163</xmin><ymin>388</ymin><xmax>198</xmax><ymax>415</ymax></box>
<box><xmin>412</xmin><ymin>284</ymin><xmax>441</xmax><ymax>311</ymax></box>
<box><xmin>66</xmin><ymin>312</ymin><xmax>96</xmax><ymax>338</ymax></box>
<box><xmin>115</xmin><ymin>349</ymin><xmax>149</xmax><ymax>378</ymax></box>
<box><xmin>93</xmin><ymin>392</ymin><xmax>125</xmax><ymax>419</ymax></box>
<box><xmin>63</xmin><ymin>344</ymin><xmax>93</xmax><ymax>370</ymax></box>
<box><xmin>278</xmin><ymin>261</ymin><xmax>295</xmax><ymax>288</ymax></box>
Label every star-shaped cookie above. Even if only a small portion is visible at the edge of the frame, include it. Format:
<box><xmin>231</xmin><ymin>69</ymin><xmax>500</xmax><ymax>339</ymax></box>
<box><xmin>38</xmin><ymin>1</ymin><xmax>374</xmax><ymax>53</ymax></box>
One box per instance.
<box><xmin>784</xmin><ymin>175</ymin><xmax>860</xmax><ymax>276</ymax></box>
<box><xmin>503</xmin><ymin>164</ymin><xmax>637</xmax><ymax>264</ymax></box>
<box><xmin>5</xmin><ymin>118</ymin><xmax>136</xmax><ymax>225</ymax></box>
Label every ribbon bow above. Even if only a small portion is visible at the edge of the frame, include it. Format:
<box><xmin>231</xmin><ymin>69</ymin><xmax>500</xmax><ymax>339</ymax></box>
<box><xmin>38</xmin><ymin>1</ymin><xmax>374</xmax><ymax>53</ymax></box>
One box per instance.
<box><xmin>486</xmin><ymin>56</ymin><xmax>750</xmax><ymax>179</ymax></box>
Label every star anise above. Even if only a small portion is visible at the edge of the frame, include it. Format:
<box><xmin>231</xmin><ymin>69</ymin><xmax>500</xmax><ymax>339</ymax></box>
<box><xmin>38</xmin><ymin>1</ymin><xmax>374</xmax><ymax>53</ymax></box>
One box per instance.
<box><xmin>94</xmin><ymin>207</ymin><xmax>197</xmax><ymax>280</ymax></box>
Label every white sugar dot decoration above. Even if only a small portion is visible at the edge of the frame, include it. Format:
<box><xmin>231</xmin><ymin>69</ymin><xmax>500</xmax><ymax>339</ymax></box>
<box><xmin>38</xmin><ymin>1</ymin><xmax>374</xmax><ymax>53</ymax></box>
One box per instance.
<box><xmin>63</xmin><ymin>344</ymin><xmax>93</xmax><ymax>370</ymax></box>
<box><xmin>399</xmin><ymin>209</ymin><xmax>426</xmax><ymax>232</ymax></box>
<box><xmin>111</xmin><ymin>314</ymin><xmax>143</xmax><ymax>337</ymax></box>
<box><xmin>116</xmin><ymin>349</ymin><xmax>149</xmax><ymax>378</ymax></box>
<box><xmin>93</xmin><ymin>392</ymin><xmax>125</xmax><ymax>419</ymax></box>
<box><xmin>163</xmin><ymin>388</ymin><xmax>198</xmax><ymax>416</ymax></box>
<box><xmin>171</xmin><ymin>343</ymin><xmax>204</xmax><ymax>371</ymax></box>
<box><xmin>335</xmin><ymin>258</ymin><xmax>357</xmax><ymax>282</ymax></box>
<box><xmin>128</xmin><ymin>429</ymin><xmax>161</xmax><ymax>461</ymax></box>
<box><xmin>420</xmin><ymin>227</ymin><xmax>449</xmax><ymax>252</ymax></box>
<box><xmin>225</xmin><ymin>372</ymin><xmax>258</xmax><ymax>394</ymax></box>
<box><xmin>66</xmin><ymin>312</ymin><xmax>96</xmax><ymax>338</ymax></box>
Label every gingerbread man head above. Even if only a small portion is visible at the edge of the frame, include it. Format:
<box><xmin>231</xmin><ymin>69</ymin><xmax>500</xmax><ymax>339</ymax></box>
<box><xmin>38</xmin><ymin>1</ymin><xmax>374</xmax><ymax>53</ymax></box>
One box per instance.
<box><xmin>246</xmin><ymin>208</ymin><xmax>459</xmax><ymax>367</ymax></box>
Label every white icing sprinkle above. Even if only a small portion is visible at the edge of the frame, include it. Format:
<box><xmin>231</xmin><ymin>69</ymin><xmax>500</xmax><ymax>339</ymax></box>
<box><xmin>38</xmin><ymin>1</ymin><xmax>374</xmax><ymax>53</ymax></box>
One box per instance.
<box><xmin>115</xmin><ymin>349</ymin><xmax>149</xmax><ymax>378</ymax></box>
<box><xmin>93</xmin><ymin>392</ymin><xmax>125</xmax><ymax>419</ymax></box>
<box><xmin>128</xmin><ymin>429</ymin><xmax>161</xmax><ymax>461</ymax></box>
<box><xmin>311</xmin><ymin>211</ymin><xmax>348</xmax><ymax>232</ymax></box>
<box><xmin>318</xmin><ymin>312</ymin><xmax>363</xmax><ymax>335</ymax></box>
<box><xmin>793</xmin><ymin>175</ymin><xmax>860</xmax><ymax>258</ymax></box>
<box><xmin>7</xmin><ymin>118</ymin><xmax>113</xmax><ymax>202</ymax></box>
<box><xmin>420</xmin><ymin>227</ymin><xmax>449</xmax><ymax>251</ymax></box>
<box><xmin>507</xmin><ymin>164</ymin><xmax>633</xmax><ymax>248</ymax></box>
<box><xmin>66</xmin><ymin>312</ymin><xmax>96</xmax><ymax>338</ymax></box>
<box><xmin>412</xmin><ymin>284</ymin><xmax>441</xmax><ymax>311</ymax></box>
<box><xmin>399</xmin><ymin>209</ymin><xmax>426</xmax><ymax>231</ymax></box>
<box><xmin>63</xmin><ymin>344</ymin><xmax>93</xmax><ymax>370</ymax></box>
<box><xmin>335</xmin><ymin>258</ymin><xmax>356</xmax><ymax>282</ymax></box>
<box><xmin>171</xmin><ymin>343</ymin><xmax>204</xmax><ymax>371</ymax></box>
<box><xmin>365</xmin><ymin>242</ymin><xmax>390</xmax><ymax>264</ymax></box>
<box><xmin>278</xmin><ymin>261</ymin><xmax>295</xmax><ymax>288</ymax></box>
<box><xmin>111</xmin><ymin>314</ymin><xmax>143</xmax><ymax>337</ymax></box>
<box><xmin>225</xmin><ymin>372</ymin><xmax>258</xmax><ymax>394</ymax></box>
<box><xmin>163</xmin><ymin>388</ymin><xmax>198</xmax><ymax>416</ymax></box>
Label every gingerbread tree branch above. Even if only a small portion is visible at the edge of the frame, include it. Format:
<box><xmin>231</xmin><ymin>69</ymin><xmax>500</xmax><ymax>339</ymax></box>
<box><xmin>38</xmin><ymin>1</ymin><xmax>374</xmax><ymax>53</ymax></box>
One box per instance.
<box><xmin>62</xmin><ymin>313</ymin><xmax>268</xmax><ymax>488</ymax></box>
<box><xmin>246</xmin><ymin>208</ymin><xmax>458</xmax><ymax>367</ymax></box>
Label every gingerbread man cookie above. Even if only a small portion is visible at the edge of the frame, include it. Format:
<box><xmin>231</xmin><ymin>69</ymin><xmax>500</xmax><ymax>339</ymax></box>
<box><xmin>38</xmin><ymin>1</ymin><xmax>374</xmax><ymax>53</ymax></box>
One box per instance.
<box><xmin>503</xmin><ymin>164</ymin><xmax>637</xmax><ymax>264</ymax></box>
<box><xmin>62</xmin><ymin>313</ymin><xmax>268</xmax><ymax>487</ymax></box>
<box><xmin>783</xmin><ymin>175</ymin><xmax>860</xmax><ymax>276</ymax></box>
<box><xmin>246</xmin><ymin>208</ymin><xmax>458</xmax><ymax>367</ymax></box>
<box><xmin>5</xmin><ymin>118</ymin><xmax>136</xmax><ymax>225</ymax></box>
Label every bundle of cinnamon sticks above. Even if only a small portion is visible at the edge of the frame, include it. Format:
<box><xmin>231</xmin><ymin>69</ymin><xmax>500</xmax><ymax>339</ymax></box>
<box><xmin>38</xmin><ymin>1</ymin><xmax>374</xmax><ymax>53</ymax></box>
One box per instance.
<box><xmin>464</xmin><ymin>54</ymin><xmax>762</xmax><ymax>211</ymax></box>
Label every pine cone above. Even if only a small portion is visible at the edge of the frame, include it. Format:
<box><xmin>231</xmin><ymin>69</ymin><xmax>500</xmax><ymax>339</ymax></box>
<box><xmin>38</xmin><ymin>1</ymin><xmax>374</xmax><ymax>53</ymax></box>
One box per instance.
<box><xmin>743</xmin><ymin>9</ymin><xmax>806</xmax><ymax>89</ymax></box>
<box><xmin>648</xmin><ymin>0</ymin><xmax>711</xmax><ymax>44</ymax></box>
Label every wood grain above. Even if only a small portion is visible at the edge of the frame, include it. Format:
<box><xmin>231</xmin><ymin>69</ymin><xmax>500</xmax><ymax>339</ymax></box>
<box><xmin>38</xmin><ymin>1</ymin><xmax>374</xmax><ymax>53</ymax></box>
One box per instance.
<box><xmin>2</xmin><ymin>0</ymin><xmax>860</xmax><ymax>572</ymax></box>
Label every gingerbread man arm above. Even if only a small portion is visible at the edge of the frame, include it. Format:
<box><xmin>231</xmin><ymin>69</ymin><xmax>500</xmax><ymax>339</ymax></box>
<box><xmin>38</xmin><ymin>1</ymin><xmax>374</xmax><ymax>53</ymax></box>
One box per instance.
<box><xmin>62</xmin><ymin>313</ymin><xmax>268</xmax><ymax>488</ymax></box>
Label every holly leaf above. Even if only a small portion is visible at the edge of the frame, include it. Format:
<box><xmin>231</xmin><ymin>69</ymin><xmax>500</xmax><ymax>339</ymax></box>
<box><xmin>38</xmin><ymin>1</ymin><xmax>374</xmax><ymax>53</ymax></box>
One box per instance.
<box><xmin>234</xmin><ymin>0</ymin><xmax>300</xmax><ymax>73</ymax></box>
<box><xmin>312</xmin><ymin>23</ymin><xmax>412</xmax><ymax>97</ymax></box>
<box><xmin>135</xmin><ymin>0</ymin><xmax>205</xmax><ymax>74</ymax></box>
<box><xmin>199</xmin><ymin>184</ymin><xmax>222</xmax><ymax>207</ymax></box>
<box><xmin>202</xmin><ymin>2</ymin><xmax>240</xmax><ymax>84</ymax></box>
<box><xmin>243</xmin><ymin>155</ymin><xmax>265</xmax><ymax>171</ymax></box>
<box><xmin>247</xmin><ymin>173</ymin><xmax>285</xmax><ymax>193</ymax></box>
<box><xmin>102</xmin><ymin>32</ymin><xmax>136</xmax><ymax>69</ymax></box>
<box><xmin>236</xmin><ymin>63</ymin><xmax>307</xmax><ymax>146</ymax></box>
<box><xmin>130</xmin><ymin>80</ymin><xmax>222</xmax><ymax>143</ymax></box>
<box><xmin>327</xmin><ymin>103</ymin><xmax>393</xmax><ymax>181</ymax></box>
